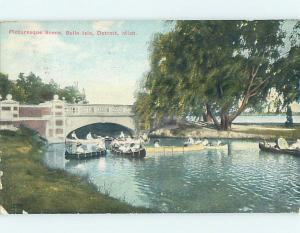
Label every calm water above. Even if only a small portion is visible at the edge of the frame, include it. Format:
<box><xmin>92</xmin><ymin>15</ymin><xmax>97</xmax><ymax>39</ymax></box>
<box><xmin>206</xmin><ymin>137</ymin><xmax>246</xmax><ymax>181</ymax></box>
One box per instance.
<box><xmin>235</xmin><ymin>114</ymin><xmax>300</xmax><ymax>124</ymax></box>
<box><xmin>43</xmin><ymin>139</ymin><xmax>300</xmax><ymax>213</ymax></box>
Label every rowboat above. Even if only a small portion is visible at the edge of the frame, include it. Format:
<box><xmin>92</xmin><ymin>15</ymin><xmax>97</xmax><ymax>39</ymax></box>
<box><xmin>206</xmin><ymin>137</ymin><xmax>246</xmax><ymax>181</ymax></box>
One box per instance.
<box><xmin>110</xmin><ymin>146</ymin><xmax>146</xmax><ymax>158</ymax></box>
<box><xmin>259</xmin><ymin>142</ymin><xmax>300</xmax><ymax>157</ymax></box>
<box><xmin>65</xmin><ymin>149</ymin><xmax>106</xmax><ymax>160</ymax></box>
<box><xmin>146</xmin><ymin>144</ymin><xmax>204</xmax><ymax>154</ymax></box>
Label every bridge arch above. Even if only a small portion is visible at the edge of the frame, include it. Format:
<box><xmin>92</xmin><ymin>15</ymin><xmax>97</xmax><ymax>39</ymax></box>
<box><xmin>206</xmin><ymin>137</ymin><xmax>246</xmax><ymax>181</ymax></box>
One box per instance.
<box><xmin>66</xmin><ymin>122</ymin><xmax>134</xmax><ymax>139</ymax></box>
<box><xmin>65</xmin><ymin>115</ymin><xmax>136</xmax><ymax>139</ymax></box>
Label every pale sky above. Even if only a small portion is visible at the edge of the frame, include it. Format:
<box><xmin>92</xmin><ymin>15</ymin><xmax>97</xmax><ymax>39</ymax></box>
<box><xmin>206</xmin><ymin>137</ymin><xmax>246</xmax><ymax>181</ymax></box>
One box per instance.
<box><xmin>0</xmin><ymin>21</ymin><xmax>173</xmax><ymax>104</ymax></box>
<box><xmin>1</xmin><ymin>20</ymin><xmax>300</xmax><ymax>111</ymax></box>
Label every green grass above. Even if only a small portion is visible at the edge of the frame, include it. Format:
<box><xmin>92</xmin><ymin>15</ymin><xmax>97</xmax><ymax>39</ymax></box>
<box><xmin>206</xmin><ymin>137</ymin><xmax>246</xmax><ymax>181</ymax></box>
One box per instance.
<box><xmin>235</xmin><ymin>127</ymin><xmax>300</xmax><ymax>140</ymax></box>
<box><xmin>0</xmin><ymin>128</ymin><xmax>149</xmax><ymax>214</ymax></box>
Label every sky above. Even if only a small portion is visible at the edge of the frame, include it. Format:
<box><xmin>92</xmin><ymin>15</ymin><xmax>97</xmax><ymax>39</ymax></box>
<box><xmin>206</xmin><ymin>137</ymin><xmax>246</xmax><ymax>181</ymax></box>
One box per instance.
<box><xmin>1</xmin><ymin>20</ymin><xmax>300</xmax><ymax>111</ymax></box>
<box><xmin>0</xmin><ymin>21</ymin><xmax>173</xmax><ymax>104</ymax></box>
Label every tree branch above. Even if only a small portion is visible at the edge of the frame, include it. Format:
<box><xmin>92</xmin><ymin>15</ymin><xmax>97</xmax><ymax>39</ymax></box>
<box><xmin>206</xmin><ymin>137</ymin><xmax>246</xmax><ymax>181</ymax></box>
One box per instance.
<box><xmin>249</xmin><ymin>76</ymin><xmax>271</xmax><ymax>97</ymax></box>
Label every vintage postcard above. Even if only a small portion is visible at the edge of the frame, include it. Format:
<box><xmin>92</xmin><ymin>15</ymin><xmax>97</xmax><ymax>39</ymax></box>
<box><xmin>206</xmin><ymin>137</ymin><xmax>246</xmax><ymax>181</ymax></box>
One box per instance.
<box><xmin>0</xmin><ymin>20</ymin><xmax>299</xmax><ymax>214</ymax></box>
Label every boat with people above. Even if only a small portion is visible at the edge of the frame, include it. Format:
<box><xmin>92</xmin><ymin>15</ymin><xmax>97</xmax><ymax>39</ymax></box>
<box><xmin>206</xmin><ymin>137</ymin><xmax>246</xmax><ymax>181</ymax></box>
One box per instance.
<box><xmin>65</xmin><ymin>148</ymin><xmax>106</xmax><ymax>160</ymax></box>
<box><xmin>110</xmin><ymin>132</ymin><xmax>146</xmax><ymax>158</ymax></box>
<box><xmin>110</xmin><ymin>146</ymin><xmax>146</xmax><ymax>158</ymax></box>
<box><xmin>184</xmin><ymin>137</ymin><xmax>228</xmax><ymax>150</ymax></box>
<box><xmin>65</xmin><ymin>131</ymin><xmax>107</xmax><ymax>160</ymax></box>
<box><xmin>146</xmin><ymin>137</ymin><xmax>227</xmax><ymax>154</ymax></box>
<box><xmin>259</xmin><ymin>137</ymin><xmax>300</xmax><ymax>157</ymax></box>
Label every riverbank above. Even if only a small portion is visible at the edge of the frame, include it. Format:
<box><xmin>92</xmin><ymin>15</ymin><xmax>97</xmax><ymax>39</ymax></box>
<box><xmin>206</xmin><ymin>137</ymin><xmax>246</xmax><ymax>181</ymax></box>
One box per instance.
<box><xmin>150</xmin><ymin>123</ymin><xmax>300</xmax><ymax>140</ymax></box>
<box><xmin>0</xmin><ymin>128</ymin><xmax>148</xmax><ymax>213</ymax></box>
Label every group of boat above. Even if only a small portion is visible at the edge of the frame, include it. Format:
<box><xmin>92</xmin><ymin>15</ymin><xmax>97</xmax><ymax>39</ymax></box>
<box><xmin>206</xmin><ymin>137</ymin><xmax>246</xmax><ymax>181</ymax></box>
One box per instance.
<box><xmin>64</xmin><ymin>128</ymin><xmax>300</xmax><ymax>160</ymax></box>
<box><xmin>65</xmin><ymin>131</ymin><xmax>147</xmax><ymax>160</ymax></box>
<box><xmin>64</xmin><ymin>130</ymin><xmax>230</xmax><ymax>160</ymax></box>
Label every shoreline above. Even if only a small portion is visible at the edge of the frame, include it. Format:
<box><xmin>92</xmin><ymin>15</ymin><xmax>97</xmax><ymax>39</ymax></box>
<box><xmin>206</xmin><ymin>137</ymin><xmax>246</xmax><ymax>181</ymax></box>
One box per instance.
<box><xmin>0</xmin><ymin>128</ymin><xmax>149</xmax><ymax>214</ymax></box>
<box><xmin>149</xmin><ymin>123</ymin><xmax>300</xmax><ymax>141</ymax></box>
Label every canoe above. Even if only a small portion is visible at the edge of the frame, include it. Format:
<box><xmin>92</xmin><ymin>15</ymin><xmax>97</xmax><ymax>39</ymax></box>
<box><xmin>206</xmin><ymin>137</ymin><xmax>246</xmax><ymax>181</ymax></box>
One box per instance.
<box><xmin>259</xmin><ymin>142</ymin><xmax>300</xmax><ymax>157</ymax></box>
<box><xmin>146</xmin><ymin>144</ymin><xmax>204</xmax><ymax>154</ymax></box>
<box><xmin>110</xmin><ymin>147</ymin><xmax>146</xmax><ymax>158</ymax></box>
<box><xmin>65</xmin><ymin>149</ymin><xmax>106</xmax><ymax>160</ymax></box>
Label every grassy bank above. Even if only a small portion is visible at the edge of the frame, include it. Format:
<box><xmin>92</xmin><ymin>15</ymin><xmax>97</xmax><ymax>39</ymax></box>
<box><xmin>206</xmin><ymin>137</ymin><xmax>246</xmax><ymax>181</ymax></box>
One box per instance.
<box><xmin>150</xmin><ymin>123</ymin><xmax>300</xmax><ymax>140</ymax></box>
<box><xmin>234</xmin><ymin>126</ymin><xmax>300</xmax><ymax>141</ymax></box>
<box><xmin>0</xmin><ymin>128</ymin><xmax>148</xmax><ymax>214</ymax></box>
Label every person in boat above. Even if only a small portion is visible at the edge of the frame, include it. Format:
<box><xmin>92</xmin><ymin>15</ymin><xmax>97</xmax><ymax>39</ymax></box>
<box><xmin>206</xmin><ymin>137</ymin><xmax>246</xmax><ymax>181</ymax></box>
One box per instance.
<box><xmin>194</xmin><ymin>138</ymin><xmax>202</xmax><ymax>144</ymax></box>
<box><xmin>96</xmin><ymin>139</ymin><xmax>105</xmax><ymax>150</ymax></box>
<box><xmin>129</xmin><ymin>142</ymin><xmax>141</xmax><ymax>152</ymax></box>
<box><xmin>275</xmin><ymin>137</ymin><xmax>289</xmax><ymax>149</ymax></box>
<box><xmin>138</xmin><ymin>136</ymin><xmax>145</xmax><ymax>145</ymax></box>
<box><xmin>154</xmin><ymin>139</ymin><xmax>160</xmax><ymax>148</ymax></box>
<box><xmin>216</xmin><ymin>140</ymin><xmax>222</xmax><ymax>146</ymax></box>
<box><xmin>202</xmin><ymin>138</ymin><xmax>209</xmax><ymax>146</ymax></box>
<box><xmin>126</xmin><ymin>136</ymin><xmax>134</xmax><ymax>144</ymax></box>
<box><xmin>184</xmin><ymin>137</ymin><xmax>195</xmax><ymax>146</ymax></box>
<box><xmin>142</xmin><ymin>133</ymin><xmax>149</xmax><ymax>142</ymax></box>
<box><xmin>289</xmin><ymin>139</ymin><xmax>300</xmax><ymax>150</ymax></box>
<box><xmin>96</xmin><ymin>143</ymin><xmax>104</xmax><ymax>151</ymax></box>
<box><xmin>76</xmin><ymin>143</ymin><xmax>86</xmax><ymax>154</ymax></box>
<box><xmin>119</xmin><ymin>131</ymin><xmax>125</xmax><ymax>139</ymax></box>
<box><xmin>86</xmin><ymin>132</ymin><xmax>93</xmax><ymax>140</ymax></box>
<box><xmin>119</xmin><ymin>144</ymin><xmax>131</xmax><ymax>153</ymax></box>
<box><xmin>71</xmin><ymin>131</ymin><xmax>79</xmax><ymax>140</ymax></box>
<box><xmin>111</xmin><ymin>139</ymin><xmax>120</xmax><ymax>148</ymax></box>
<box><xmin>188</xmin><ymin>137</ymin><xmax>194</xmax><ymax>145</ymax></box>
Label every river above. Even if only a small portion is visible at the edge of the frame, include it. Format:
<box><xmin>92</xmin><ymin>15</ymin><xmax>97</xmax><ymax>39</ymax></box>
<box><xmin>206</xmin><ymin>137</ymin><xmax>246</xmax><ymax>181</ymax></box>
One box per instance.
<box><xmin>235</xmin><ymin>114</ymin><xmax>300</xmax><ymax>124</ymax></box>
<box><xmin>43</xmin><ymin>138</ymin><xmax>300</xmax><ymax>213</ymax></box>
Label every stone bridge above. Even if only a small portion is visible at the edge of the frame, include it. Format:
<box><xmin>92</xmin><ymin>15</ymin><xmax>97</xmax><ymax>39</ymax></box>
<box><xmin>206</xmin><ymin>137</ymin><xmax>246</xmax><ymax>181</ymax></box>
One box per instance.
<box><xmin>0</xmin><ymin>95</ymin><xmax>135</xmax><ymax>143</ymax></box>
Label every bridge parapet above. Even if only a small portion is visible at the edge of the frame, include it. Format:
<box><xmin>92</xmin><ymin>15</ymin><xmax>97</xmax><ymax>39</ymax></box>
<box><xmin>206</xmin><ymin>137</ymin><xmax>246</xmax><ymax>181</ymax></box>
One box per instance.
<box><xmin>0</xmin><ymin>94</ymin><xmax>136</xmax><ymax>143</ymax></box>
<box><xmin>65</xmin><ymin>104</ymin><xmax>134</xmax><ymax>116</ymax></box>
<box><xmin>0</xmin><ymin>94</ymin><xmax>19</xmax><ymax>121</ymax></box>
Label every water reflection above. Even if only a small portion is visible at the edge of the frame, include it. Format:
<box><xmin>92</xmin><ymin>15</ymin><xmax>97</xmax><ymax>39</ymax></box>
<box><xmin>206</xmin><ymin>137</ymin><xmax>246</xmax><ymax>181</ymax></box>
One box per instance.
<box><xmin>43</xmin><ymin>139</ymin><xmax>300</xmax><ymax>213</ymax></box>
<box><xmin>43</xmin><ymin>143</ymin><xmax>66</xmax><ymax>169</ymax></box>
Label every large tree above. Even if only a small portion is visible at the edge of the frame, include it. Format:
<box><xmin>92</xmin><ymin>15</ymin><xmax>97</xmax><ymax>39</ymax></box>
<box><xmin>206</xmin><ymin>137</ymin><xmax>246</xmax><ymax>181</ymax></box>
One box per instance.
<box><xmin>136</xmin><ymin>20</ymin><xmax>289</xmax><ymax>130</ymax></box>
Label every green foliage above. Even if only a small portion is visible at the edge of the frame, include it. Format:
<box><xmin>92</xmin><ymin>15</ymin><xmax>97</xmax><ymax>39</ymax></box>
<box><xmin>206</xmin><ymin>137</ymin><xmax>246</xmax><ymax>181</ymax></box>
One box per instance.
<box><xmin>0</xmin><ymin>72</ymin><xmax>86</xmax><ymax>104</ymax></box>
<box><xmin>135</xmin><ymin>20</ymin><xmax>296</xmax><ymax>130</ymax></box>
<box><xmin>58</xmin><ymin>85</ymin><xmax>86</xmax><ymax>104</ymax></box>
<box><xmin>0</xmin><ymin>73</ymin><xmax>13</xmax><ymax>99</ymax></box>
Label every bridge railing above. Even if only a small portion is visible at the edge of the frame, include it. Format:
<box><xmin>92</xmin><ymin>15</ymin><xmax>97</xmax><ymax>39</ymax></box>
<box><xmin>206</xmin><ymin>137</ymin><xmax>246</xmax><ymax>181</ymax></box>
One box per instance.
<box><xmin>65</xmin><ymin>104</ymin><xmax>134</xmax><ymax>116</ymax></box>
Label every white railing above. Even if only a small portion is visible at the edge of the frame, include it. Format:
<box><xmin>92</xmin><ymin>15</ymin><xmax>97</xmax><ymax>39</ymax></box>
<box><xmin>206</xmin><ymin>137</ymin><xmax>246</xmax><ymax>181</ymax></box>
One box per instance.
<box><xmin>65</xmin><ymin>104</ymin><xmax>134</xmax><ymax>116</ymax></box>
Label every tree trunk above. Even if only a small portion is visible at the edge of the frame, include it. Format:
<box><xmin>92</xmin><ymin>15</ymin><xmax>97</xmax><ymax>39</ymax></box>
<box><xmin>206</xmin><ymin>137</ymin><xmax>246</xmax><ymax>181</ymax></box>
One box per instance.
<box><xmin>203</xmin><ymin>105</ymin><xmax>213</xmax><ymax>123</ymax></box>
<box><xmin>206</xmin><ymin>104</ymin><xmax>220</xmax><ymax>129</ymax></box>
<box><xmin>220</xmin><ymin>114</ymin><xmax>231</xmax><ymax>130</ymax></box>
